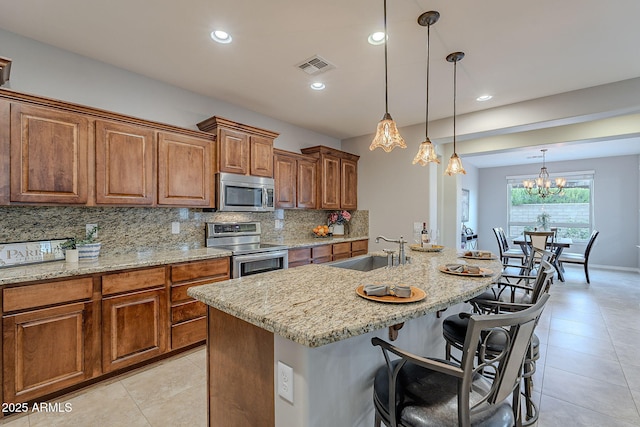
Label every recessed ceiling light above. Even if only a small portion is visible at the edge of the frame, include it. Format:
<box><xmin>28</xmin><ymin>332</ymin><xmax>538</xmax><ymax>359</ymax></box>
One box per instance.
<box><xmin>210</xmin><ymin>30</ymin><xmax>232</xmax><ymax>44</ymax></box>
<box><xmin>310</xmin><ymin>82</ymin><xmax>325</xmax><ymax>91</ymax></box>
<box><xmin>368</xmin><ymin>31</ymin><xmax>386</xmax><ymax>45</ymax></box>
<box><xmin>476</xmin><ymin>94</ymin><xmax>492</xmax><ymax>102</ymax></box>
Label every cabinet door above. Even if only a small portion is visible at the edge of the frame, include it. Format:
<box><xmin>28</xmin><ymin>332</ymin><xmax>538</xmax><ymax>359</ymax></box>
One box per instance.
<box><xmin>297</xmin><ymin>157</ymin><xmax>317</xmax><ymax>209</ymax></box>
<box><xmin>274</xmin><ymin>153</ymin><xmax>296</xmax><ymax>208</ymax></box>
<box><xmin>10</xmin><ymin>103</ymin><xmax>88</xmax><ymax>204</ymax></box>
<box><xmin>250</xmin><ymin>136</ymin><xmax>274</xmax><ymax>177</ymax></box>
<box><xmin>320</xmin><ymin>154</ymin><xmax>340</xmax><ymax>210</ymax></box>
<box><xmin>341</xmin><ymin>158</ymin><xmax>358</xmax><ymax>210</ymax></box>
<box><xmin>0</xmin><ymin>99</ymin><xmax>8</xmax><ymax>205</ymax></box>
<box><xmin>218</xmin><ymin>128</ymin><xmax>249</xmax><ymax>175</ymax></box>
<box><xmin>3</xmin><ymin>301</ymin><xmax>98</xmax><ymax>403</ymax></box>
<box><xmin>158</xmin><ymin>132</ymin><xmax>212</xmax><ymax>206</ymax></box>
<box><xmin>102</xmin><ymin>288</ymin><xmax>168</xmax><ymax>373</ymax></box>
<box><xmin>95</xmin><ymin>120</ymin><xmax>155</xmax><ymax>205</ymax></box>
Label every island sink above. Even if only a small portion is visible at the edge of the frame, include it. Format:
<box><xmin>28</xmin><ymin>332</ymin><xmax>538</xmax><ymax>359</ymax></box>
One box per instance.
<box><xmin>327</xmin><ymin>254</ymin><xmax>388</xmax><ymax>271</ymax></box>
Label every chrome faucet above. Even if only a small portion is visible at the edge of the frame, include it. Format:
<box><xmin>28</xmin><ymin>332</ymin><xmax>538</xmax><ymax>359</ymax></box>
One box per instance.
<box><xmin>376</xmin><ymin>235</ymin><xmax>409</xmax><ymax>265</ymax></box>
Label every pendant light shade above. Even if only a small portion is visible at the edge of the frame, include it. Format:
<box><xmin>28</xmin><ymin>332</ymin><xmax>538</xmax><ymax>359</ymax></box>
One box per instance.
<box><xmin>444</xmin><ymin>51</ymin><xmax>466</xmax><ymax>176</ymax></box>
<box><xmin>370</xmin><ymin>0</ymin><xmax>406</xmax><ymax>152</ymax></box>
<box><xmin>413</xmin><ymin>11</ymin><xmax>440</xmax><ymax>166</ymax></box>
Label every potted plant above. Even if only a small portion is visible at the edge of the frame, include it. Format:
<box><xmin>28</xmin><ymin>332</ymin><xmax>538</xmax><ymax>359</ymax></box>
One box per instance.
<box><xmin>536</xmin><ymin>212</ymin><xmax>551</xmax><ymax>231</ymax></box>
<box><xmin>61</xmin><ymin>226</ymin><xmax>101</xmax><ymax>261</ymax></box>
<box><xmin>327</xmin><ymin>210</ymin><xmax>351</xmax><ymax>236</ymax></box>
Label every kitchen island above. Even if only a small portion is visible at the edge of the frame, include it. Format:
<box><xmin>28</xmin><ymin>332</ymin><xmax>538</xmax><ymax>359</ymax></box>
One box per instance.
<box><xmin>188</xmin><ymin>247</ymin><xmax>502</xmax><ymax>427</ymax></box>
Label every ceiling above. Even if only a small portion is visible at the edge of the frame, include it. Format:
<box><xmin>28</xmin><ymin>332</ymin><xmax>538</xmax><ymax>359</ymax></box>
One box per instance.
<box><xmin>1</xmin><ymin>0</ymin><xmax>640</xmax><ymax>164</ymax></box>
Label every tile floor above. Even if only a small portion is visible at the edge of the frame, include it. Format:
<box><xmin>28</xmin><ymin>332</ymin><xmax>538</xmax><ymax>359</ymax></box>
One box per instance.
<box><xmin>0</xmin><ymin>265</ymin><xmax>638</xmax><ymax>426</ymax></box>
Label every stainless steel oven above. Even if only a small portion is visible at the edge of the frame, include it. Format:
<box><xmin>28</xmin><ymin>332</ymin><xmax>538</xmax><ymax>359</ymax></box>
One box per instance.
<box><xmin>216</xmin><ymin>173</ymin><xmax>275</xmax><ymax>212</ymax></box>
<box><xmin>205</xmin><ymin>222</ymin><xmax>288</xmax><ymax>279</ymax></box>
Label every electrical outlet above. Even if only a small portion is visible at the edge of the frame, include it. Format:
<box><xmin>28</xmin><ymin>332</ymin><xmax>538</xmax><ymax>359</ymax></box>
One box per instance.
<box><xmin>277</xmin><ymin>361</ymin><xmax>294</xmax><ymax>403</ymax></box>
<box><xmin>86</xmin><ymin>224</ymin><xmax>98</xmax><ymax>239</ymax></box>
<box><xmin>171</xmin><ymin>222</ymin><xmax>180</xmax><ymax>234</ymax></box>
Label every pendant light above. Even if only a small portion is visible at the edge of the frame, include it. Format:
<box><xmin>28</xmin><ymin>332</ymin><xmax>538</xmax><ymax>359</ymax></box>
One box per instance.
<box><xmin>444</xmin><ymin>51</ymin><xmax>466</xmax><ymax>176</ymax></box>
<box><xmin>413</xmin><ymin>11</ymin><xmax>440</xmax><ymax>166</ymax></box>
<box><xmin>369</xmin><ymin>0</ymin><xmax>406</xmax><ymax>152</ymax></box>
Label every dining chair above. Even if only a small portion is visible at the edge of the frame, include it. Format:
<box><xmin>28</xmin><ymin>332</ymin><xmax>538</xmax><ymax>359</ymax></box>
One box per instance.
<box><xmin>557</xmin><ymin>229</ymin><xmax>599</xmax><ymax>283</ymax></box>
<box><xmin>493</xmin><ymin>227</ymin><xmax>526</xmax><ymax>266</ymax></box>
<box><xmin>523</xmin><ymin>231</ymin><xmax>555</xmax><ymax>270</ymax></box>
<box><xmin>371</xmin><ymin>294</ymin><xmax>550</xmax><ymax>427</ymax></box>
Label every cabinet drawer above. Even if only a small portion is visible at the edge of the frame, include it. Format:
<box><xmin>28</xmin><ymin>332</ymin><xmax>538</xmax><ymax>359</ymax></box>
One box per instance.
<box><xmin>171</xmin><ymin>317</ymin><xmax>207</xmax><ymax>349</ymax></box>
<box><xmin>102</xmin><ymin>267</ymin><xmax>166</xmax><ymax>296</ymax></box>
<box><xmin>172</xmin><ymin>300</ymin><xmax>207</xmax><ymax>324</ymax></box>
<box><xmin>332</xmin><ymin>242</ymin><xmax>351</xmax><ymax>256</ymax></box>
<box><xmin>351</xmin><ymin>239</ymin><xmax>368</xmax><ymax>253</ymax></box>
<box><xmin>171</xmin><ymin>282</ymin><xmax>206</xmax><ymax>303</ymax></box>
<box><xmin>170</xmin><ymin>258</ymin><xmax>230</xmax><ymax>283</ymax></box>
<box><xmin>311</xmin><ymin>244</ymin><xmax>331</xmax><ymax>259</ymax></box>
<box><xmin>288</xmin><ymin>248</ymin><xmax>311</xmax><ymax>264</ymax></box>
<box><xmin>3</xmin><ymin>277</ymin><xmax>93</xmax><ymax>312</ymax></box>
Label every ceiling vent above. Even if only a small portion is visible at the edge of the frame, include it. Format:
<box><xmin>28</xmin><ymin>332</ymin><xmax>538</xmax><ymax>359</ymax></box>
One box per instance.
<box><xmin>296</xmin><ymin>55</ymin><xmax>335</xmax><ymax>75</ymax></box>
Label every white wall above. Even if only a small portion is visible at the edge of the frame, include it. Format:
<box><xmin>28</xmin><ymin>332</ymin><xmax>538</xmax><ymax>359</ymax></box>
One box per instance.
<box><xmin>477</xmin><ymin>155</ymin><xmax>640</xmax><ymax>269</ymax></box>
<box><xmin>0</xmin><ymin>28</ymin><xmax>340</xmax><ymax>152</ymax></box>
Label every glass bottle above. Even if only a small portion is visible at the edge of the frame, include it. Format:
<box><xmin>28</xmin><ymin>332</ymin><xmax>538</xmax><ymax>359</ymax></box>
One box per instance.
<box><xmin>421</xmin><ymin>222</ymin><xmax>430</xmax><ymax>247</ymax></box>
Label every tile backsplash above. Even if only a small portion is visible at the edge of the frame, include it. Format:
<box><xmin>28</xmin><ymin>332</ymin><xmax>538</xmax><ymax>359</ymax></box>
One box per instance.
<box><xmin>0</xmin><ymin>207</ymin><xmax>369</xmax><ymax>255</ymax></box>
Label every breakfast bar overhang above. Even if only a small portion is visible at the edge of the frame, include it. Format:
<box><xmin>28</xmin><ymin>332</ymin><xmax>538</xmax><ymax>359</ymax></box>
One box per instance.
<box><xmin>189</xmin><ymin>248</ymin><xmax>503</xmax><ymax>427</ymax></box>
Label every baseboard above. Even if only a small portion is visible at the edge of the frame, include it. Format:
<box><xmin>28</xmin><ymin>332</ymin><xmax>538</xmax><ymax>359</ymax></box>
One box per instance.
<box><xmin>588</xmin><ymin>263</ymin><xmax>640</xmax><ymax>274</ymax></box>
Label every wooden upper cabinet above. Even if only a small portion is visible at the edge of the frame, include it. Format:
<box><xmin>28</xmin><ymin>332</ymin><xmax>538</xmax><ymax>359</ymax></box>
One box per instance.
<box><xmin>341</xmin><ymin>158</ymin><xmax>358</xmax><ymax>210</ymax></box>
<box><xmin>274</xmin><ymin>151</ymin><xmax>297</xmax><ymax>208</ymax></box>
<box><xmin>95</xmin><ymin>120</ymin><xmax>156</xmax><ymax>205</ymax></box>
<box><xmin>197</xmin><ymin>116</ymin><xmax>279</xmax><ymax>177</ymax></box>
<box><xmin>157</xmin><ymin>132</ymin><xmax>213</xmax><ymax>207</ymax></box>
<box><xmin>297</xmin><ymin>157</ymin><xmax>317</xmax><ymax>209</ymax></box>
<box><xmin>301</xmin><ymin>145</ymin><xmax>359</xmax><ymax>210</ymax></box>
<box><xmin>250</xmin><ymin>135</ymin><xmax>274</xmax><ymax>177</ymax></box>
<box><xmin>320</xmin><ymin>154</ymin><xmax>341</xmax><ymax>210</ymax></box>
<box><xmin>10</xmin><ymin>103</ymin><xmax>89</xmax><ymax>204</ymax></box>
<box><xmin>0</xmin><ymin>99</ymin><xmax>9</xmax><ymax>205</ymax></box>
<box><xmin>218</xmin><ymin>128</ymin><xmax>249</xmax><ymax>175</ymax></box>
<box><xmin>274</xmin><ymin>149</ymin><xmax>318</xmax><ymax>209</ymax></box>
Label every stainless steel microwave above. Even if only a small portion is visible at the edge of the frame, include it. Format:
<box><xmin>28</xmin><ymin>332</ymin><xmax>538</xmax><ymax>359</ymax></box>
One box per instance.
<box><xmin>216</xmin><ymin>172</ymin><xmax>275</xmax><ymax>212</ymax></box>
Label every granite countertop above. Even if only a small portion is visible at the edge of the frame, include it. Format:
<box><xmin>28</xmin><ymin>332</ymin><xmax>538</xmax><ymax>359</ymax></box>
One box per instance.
<box><xmin>188</xmin><ymin>247</ymin><xmax>503</xmax><ymax>348</ymax></box>
<box><xmin>0</xmin><ymin>247</ymin><xmax>232</xmax><ymax>285</ymax></box>
<box><xmin>0</xmin><ymin>236</ymin><xmax>368</xmax><ymax>286</ymax></box>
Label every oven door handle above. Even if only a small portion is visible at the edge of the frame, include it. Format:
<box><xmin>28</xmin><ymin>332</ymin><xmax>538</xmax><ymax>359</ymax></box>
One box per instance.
<box><xmin>233</xmin><ymin>250</ymin><xmax>289</xmax><ymax>264</ymax></box>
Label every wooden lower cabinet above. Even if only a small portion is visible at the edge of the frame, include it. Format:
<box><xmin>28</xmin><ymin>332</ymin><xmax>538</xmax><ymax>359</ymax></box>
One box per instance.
<box><xmin>2</xmin><ymin>277</ymin><xmax>99</xmax><ymax>404</ymax></box>
<box><xmin>332</xmin><ymin>242</ymin><xmax>351</xmax><ymax>261</ymax></box>
<box><xmin>287</xmin><ymin>239</ymin><xmax>369</xmax><ymax>268</ymax></box>
<box><xmin>101</xmin><ymin>266</ymin><xmax>168</xmax><ymax>373</ymax></box>
<box><xmin>288</xmin><ymin>247</ymin><xmax>312</xmax><ymax>268</ymax></box>
<box><xmin>351</xmin><ymin>239</ymin><xmax>369</xmax><ymax>257</ymax></box>
<box><xmin>169</xmin><ymin>258</ymin><xmax>230</xmax><ymax>350</ymax></box>
<box><xmin>102</xmin><ymin>287</ymin><xmax>168</xmax><ymax>373</ymax></box>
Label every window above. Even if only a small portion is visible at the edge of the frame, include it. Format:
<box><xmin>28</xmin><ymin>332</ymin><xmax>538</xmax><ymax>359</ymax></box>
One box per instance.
<box><xmin>506</xmin><ymin>171</ymin><xmax>594</xmax><ymax>242</ymax></box>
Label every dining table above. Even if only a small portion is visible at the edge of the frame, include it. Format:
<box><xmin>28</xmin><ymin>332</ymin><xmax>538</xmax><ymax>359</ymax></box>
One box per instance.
<box><xmin>513</xmin><ymin>235</ymin><xmax>573</xmax><ymax>282</ymax></box>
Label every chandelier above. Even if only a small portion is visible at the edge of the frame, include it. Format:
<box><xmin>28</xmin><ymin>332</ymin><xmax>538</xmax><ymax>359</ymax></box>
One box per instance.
<box><xmin>523</xmin><ymin>149</ymin><xmax>566</xmax><ymax>198</ymax></box>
